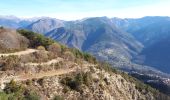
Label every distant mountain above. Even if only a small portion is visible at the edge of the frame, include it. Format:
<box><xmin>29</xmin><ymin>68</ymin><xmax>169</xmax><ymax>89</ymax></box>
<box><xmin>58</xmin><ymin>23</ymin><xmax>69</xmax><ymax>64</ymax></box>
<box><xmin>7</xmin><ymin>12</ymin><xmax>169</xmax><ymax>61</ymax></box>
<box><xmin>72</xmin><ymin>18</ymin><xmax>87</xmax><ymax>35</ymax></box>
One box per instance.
<box><xmin>25</xmin><ymin>18</ymin><xmax>64</xmax><ymax>34</ymax></box>
<box><xmin>112</xmin><ymin>16</ymin><xmax>170</xmax><ymax>36</ymax></box>
<box><xmin>0</xmin><ymin>15</ymin><xmax>39</xmax><ymax>29</ymax></box>
<box><xmin>130</xmin><ymin>20</ymin><xmax>170</xmax><ymax>73</ymax></box>
<box><xmin>140</xmin><ymin>36</ymin><xmax>170</xmax><ymax>73</ymax></box>
<box><xmin>112</xmin><ymin>16</ymin><xmax>170</xmax><ymax>74</ymax></box>
<box><xmin>41</xmin><ymin>17</ymin><xmax>144</xmax><ymax>71</ymax></box>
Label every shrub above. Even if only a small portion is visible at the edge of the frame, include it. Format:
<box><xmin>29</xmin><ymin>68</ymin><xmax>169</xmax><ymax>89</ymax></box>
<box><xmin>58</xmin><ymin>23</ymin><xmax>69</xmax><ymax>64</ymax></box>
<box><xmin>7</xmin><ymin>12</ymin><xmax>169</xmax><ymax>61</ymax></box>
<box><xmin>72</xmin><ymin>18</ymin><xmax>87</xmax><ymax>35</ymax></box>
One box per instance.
<box><xmin>48</xmin><ymin>43</ymin><xmax>61</xmax><ymax>55</ymax></box>
<box><xmin>70</xmin><ymin>48</ymin><xmax>83</xmax><ymax>59</ymax></box>
<box><xmin>24</xmin><ymin>91</ymin><xmax>40</xmax><ymax>100</ymax></box>
<box><xmin>37</xmin><ymin>46</ymin><xmax>46</xmax><ymax>51</ymax></box>
<box><xmin>61</xmin><ymin>76</ymin><xmax>78</xmax><ymax>90</ymax></box>
<box><xmin>25</xmin><ymin>80</ymin><xmax>32</xmax><ymax>86</ymax></box>
<box><xmin>53</xmin><ymin>95</ymin><xmax>64</xmax><ymax>100</ymax></box>
<box><xmin>3</xmin><ymin>80</ymin><xmax>40</xmax><ymax>100</ymax></box>
<box><xmin>70</xmin><ymin>48</ymin><xmax>97</xmax><ymax>63</ymax></box>
<box><xmin>4</xmin><ymin>80</ymin><xmax>23</xmax><ymax>94</ymax></box>
<box><xmin>75</xmin><ymin>73</ymin><xmax>84</xmax><ymax>85</ymax></box>
<box><xmin>83</xmin><ymin>53</ymin><xmax>97</xmax><ymax>64</ymax></box>
<box><xmin>18</xmin><ymin>29</ymin><xmax>54</xmax><ymax>48</ymax></box>
<box><xmin>97</xmin><ymin>62</ymin><xmax>118</xmax><ymax>74</ymax></box>
<box><xmin>63</xmin><ymin>51</ymin><xmax>75</xmax><ymax>61</ymax></box>
<box><xmin>83</xmin><ymin>72</ymin><xmax>92</xmax><ymax>86</ymax></box>
<box><xmin>61</xmin><ymin>72</ymin><xmax>92</xmax><ymax>92</ymax></box>
<box><xmin>4</xmin><ymin>80</ymin><xmax>25</xmax><ymax>99</ymax></box>
<box><xmin>1</xmin><ymin>56</ymin><xmax>20</xmax><ymax>71</ymax></box>
<box><xmin>33</xmin><ymin>50</ymin><xmax>48</xmax><ymax>62</ymax></box>
<box><xmin>0</xmin><ymin>92</ymin><xmax>9</xmax><ymax>100</ymax></box>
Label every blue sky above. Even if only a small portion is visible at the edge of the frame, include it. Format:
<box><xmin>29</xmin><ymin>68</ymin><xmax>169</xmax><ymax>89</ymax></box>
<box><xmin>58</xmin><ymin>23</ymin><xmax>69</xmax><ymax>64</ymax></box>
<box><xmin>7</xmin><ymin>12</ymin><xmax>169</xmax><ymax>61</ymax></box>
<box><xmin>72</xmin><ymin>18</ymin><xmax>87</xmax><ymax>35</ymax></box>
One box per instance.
<box><xmin>0</xmin><ymin>0</ymin><xmax>170</xmax><ymax>20</ymax></box>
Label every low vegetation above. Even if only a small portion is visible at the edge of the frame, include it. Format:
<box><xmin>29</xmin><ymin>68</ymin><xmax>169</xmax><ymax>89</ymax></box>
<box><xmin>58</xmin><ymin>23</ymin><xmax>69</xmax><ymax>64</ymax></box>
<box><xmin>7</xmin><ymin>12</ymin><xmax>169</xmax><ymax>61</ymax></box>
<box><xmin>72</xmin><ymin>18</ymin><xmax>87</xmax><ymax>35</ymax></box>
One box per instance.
<box><xmin>61</xmin><ymin>72</ymin><xmax>93</xmax><ymax>93</ymax></box>
<box><xmin>18</xmin><ymin>29</ymin><xmax>55</xmax><ymax>48</ymax></box>
<box><xmin>53</xmin><ymin>95</ymin><xmax>64</xmax><ymax>100</ymax></box>
<box><xmin>70</xmin><ymin>48</ymin><xmax>97</xmax><ymax>64</ymax></box>
<box><xmin>1</xmin><ymin>80</ymin><xmax>40</xmax><ymax>100</ymax></box>
<box><xmin>0</xmin><ymin>55</ymin><xmax>20</xmax><ymax>71</ymax></box>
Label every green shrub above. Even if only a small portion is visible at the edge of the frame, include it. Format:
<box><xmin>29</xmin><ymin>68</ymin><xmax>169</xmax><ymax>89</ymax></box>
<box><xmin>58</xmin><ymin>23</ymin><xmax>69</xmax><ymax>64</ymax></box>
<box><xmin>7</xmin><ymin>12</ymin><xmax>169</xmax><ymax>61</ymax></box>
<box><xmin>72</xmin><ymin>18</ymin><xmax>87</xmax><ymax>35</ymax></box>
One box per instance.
<box><xmin>70</xmin><ymin>48</ymin><xmax>97</xmax><ymax>63</ymax></box>
<box><xmin>48</xmin><ymin>43</ymin><xmax>61</xmax><ymax>55</ymax></box>
<box><xmin>83</xmin><ymin>53</ymin><xmax>97</xmax><ymax>64</ymax></box>
<box><xmin>3</xmin><ymin>80</ymin><xmax>40</xmax><ymax>100</ymax></box>
<box><xmin>24</xmin><ymin>91</ymin><xmax>40</xmax><ymax>100</ymax></box>
<box><xmin>0</xmin><ymin>92</ymin><xmax>9</xmax><ymax>100</ymax></box>
<box><xmin>83</xmin><ymin>72</ymin><xmax>92</xmax><ymax>86</ymax></box>
<box><xmin>18</xmin><ymin>29</ymin><xmax>54</xmax><ymax>48</ymax></box>
<box><xmin>63</xmin><ymin>51</ymin><xmax>75</xmax><ymax>61</ymax></box>
<box><xmin>97</xmin><ymin>62</ymin><xmax>118</xmax><ymax>74</ymax></box>
<box><xmin>70</xmin><ymin>48</ymin><xmax>83</xmax><ymax>59</ymax></box>
<box><xmin>61</xmin><ymin>76</ymin><xmax>79</xmax><ymax>90</ymax></box>
<box><xmin>75</xmin><ymin>73</ymin><xmax>84</xmax><ymax>85</ymax></box>
<box><xmin>53</xmin><ymin>95</ymin><xmax>64</xmax><ymax>100</ymax></box>
<box><xmin>4</xmin><ymin>80</ymin><xmax>25</xmax><ymax>99</ymax></box>
<box><xmin>61</xmin><ymin>72</ymin><xmax>92</xmax><ymax>92</ymax></box>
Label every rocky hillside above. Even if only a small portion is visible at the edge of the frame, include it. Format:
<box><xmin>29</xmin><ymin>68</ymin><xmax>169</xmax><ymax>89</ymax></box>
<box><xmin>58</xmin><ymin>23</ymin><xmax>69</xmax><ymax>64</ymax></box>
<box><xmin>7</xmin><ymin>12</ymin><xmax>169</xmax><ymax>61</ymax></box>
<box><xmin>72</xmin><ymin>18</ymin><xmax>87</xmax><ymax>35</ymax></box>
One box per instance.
<box><xmin>25</xmin><ymin>63</ymin><xmax>167</xmax><ymax>100</ymax></box>
<box><xmin>0</xmin><ymin>27</ymin><xmax>29</xmax><ymax>52</ymax></box>
<box><xmin>0</xmin><ymin>29</ymin><xmax>169</xmax><ymax>100</ymax></box>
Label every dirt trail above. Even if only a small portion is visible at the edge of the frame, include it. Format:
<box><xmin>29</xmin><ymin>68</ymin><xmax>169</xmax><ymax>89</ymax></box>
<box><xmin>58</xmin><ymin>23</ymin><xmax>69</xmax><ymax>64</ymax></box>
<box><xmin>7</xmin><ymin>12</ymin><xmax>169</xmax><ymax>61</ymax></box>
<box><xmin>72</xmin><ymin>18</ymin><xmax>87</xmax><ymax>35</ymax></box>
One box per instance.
<box><xmin>0</xmin><ymin>49</ymin><xmax>38</xmax><ymax>57</ymax></box>
<box><xmin>0</xmin><ymin>68</ymin><xmax>76</xmax><ymax>89</ymax></box>
<box><xmin>16</xmin><ymin>68</ymin><xmax>76</xmax><ymax>81</ymax></box>
<box><xmin>0</xmin><ymin>62</ymin><xmax>96</xmax><ymax>89</ymax></box>
<box><xmin>23</xmin><ymin>58</ymin><xmax>63</xmax><ymax>66</ymax></box>
<box><xmin>1</xmin><ymin>62</ymin><xmax>95</xmax><ymax>83</ymax></box>
<box><xmin>1</xmin><ymin>68</ymin><xmax>77</xmax><ymax>84</ymax></box>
